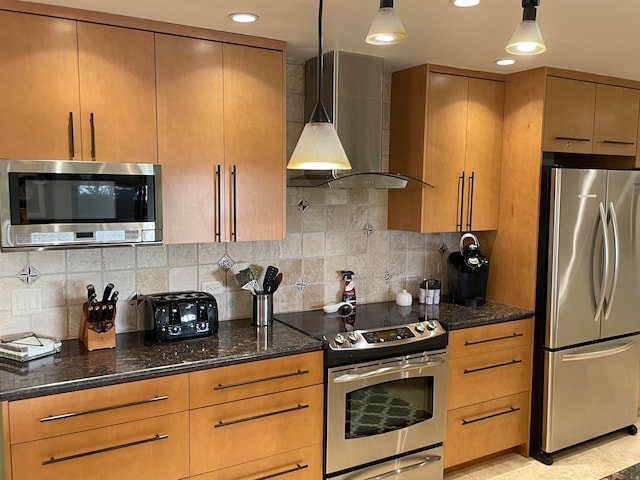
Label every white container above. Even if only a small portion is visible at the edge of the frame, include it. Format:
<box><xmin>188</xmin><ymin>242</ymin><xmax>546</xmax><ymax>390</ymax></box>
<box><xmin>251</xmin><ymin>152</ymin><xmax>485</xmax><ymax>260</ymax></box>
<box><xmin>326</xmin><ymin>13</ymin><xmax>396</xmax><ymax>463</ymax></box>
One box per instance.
<box><xmin>396</xmin><ymin>289</ymin><xmax>413</xmax><ymax>306</ymax></box>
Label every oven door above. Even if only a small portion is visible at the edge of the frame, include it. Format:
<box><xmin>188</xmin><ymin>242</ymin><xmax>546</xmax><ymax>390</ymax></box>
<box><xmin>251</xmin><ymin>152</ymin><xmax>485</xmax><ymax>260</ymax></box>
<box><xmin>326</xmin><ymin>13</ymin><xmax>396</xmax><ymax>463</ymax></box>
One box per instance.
<box><xmin>326</xmin><ymin>351</ymin><xmax>448</xmax><ymax>476</ymax></box>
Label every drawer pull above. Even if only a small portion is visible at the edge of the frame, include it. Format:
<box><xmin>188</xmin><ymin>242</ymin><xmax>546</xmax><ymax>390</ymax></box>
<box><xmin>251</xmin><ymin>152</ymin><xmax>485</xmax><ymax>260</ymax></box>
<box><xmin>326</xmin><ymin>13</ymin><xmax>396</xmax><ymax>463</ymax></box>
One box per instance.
<box><xmin>461</xmin><ymin>406</ymin><xmax>520</xmax><ymax>425</ymax></box>
<box><xmin>364</xmin><ymin>455</ymin><xmax>441</xmax><ymax>480</ymax></box>
<box><xmin>463</xmin><ymin>359</ymin><xmax>522</xmax><ymax>374</ymax></box>
<box><xmin>602</xmin><ymin>140</ymin><xmax>635</xmax><ymax>145</ymax></box>
<box><xmin>255</xmin><ymin>463</ymin><xmax>309</xmax><ymax>480</ymax></box>
<box><xmin>42</xmin><ymin>434</ymin><xmax>168</xmax><ymax>465</ymax></box>
<box><xmin>554</xmin><ymin>136</ymin><xmax>591</xmax><ymax>142</ymax></box>
<box><xmin>464</xmin><ymin>332</ymin><xmax>524</xmax><ymax>346</ymax></box>
<box><xmin>213</xmin><ymin>369</ymin><xmax>310</xmax><ymax>390</ymax></box>
<box><xmin>214</xmin><ymin>404</ymin><xmax>309</xmax><ymax>428</ymax></box>
<box><xmin>40</xmin><ymin>395</ymin><xmax>169</xmax><ymax>423</ymax></box>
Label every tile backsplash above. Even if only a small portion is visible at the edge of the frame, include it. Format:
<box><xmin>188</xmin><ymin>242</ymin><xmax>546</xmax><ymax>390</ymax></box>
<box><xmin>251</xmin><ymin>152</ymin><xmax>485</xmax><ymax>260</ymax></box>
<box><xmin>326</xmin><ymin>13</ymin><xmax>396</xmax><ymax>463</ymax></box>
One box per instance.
<box><xmin>0</xmin><ymin>59</ymin><xmax>460</xmax><ymax>340</ymax></box>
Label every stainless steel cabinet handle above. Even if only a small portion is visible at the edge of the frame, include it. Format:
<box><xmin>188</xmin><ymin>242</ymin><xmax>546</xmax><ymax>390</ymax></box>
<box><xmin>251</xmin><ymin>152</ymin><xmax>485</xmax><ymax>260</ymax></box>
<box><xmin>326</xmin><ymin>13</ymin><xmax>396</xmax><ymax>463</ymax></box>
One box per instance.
<box><xmin>215</xmin><ymin>164</ymin><xmax>221</xmax><ymax>242</ymax></box>
<box><xmin>231</xmin><ymin>165</ymin><xmax>237</xmax><ymax>242</ymax></box>
<box><xmin>462</xmin><ymin>406</ymin><xmax>520</xmax><ymax>425</ymax></box>
<box><xmin>604</xmin><ymin>202</ymin><xmax>620</xmax><ymax>320</ymax></box>
<box><xmin>463</xmin><ymin>359</ymin><xmax>522</xmax><ymax>374</ymax></box>
<box><xmin>42</xmin><ymin>434</ymin><xmax>168</xmax><ymax>465</ymax></box>
<box><xmin>213</xmin><ymin>369</ymin><xmax>310</xmax><ymax>390</ymax></box>
<box><xmin>334</xmin><ymin>357</ymin><xmax>446</xmax><ymax>383</ymax></box>
<box><xmin>40</xmin><ymin>395</ymin><xmax>169</xmax><ymax>423</ymax></box>
<box><xmin>89</xmin><ymin>112</ymin><xmax>96</xmax><ymax>160</ymax></box>
<box><xmin>214</xmin><ymin>404</ymin><xmax>309</xmax><ymax>428</ymax></box>
<box><xmin>68</xmin><ymin>112</ymin><xmax>75</xmax><ymax>159</ymax></box>
<box><xmin>456</xmin><ymin>171</ymin><xmax>465</xmax><ymax>231</ymax></box>
<box><xmin>562</xmin><ymin>341</ymin><xmax>635</xmax><ymax>362</ymax></box>
<box><xmin>594</xmin><ymin>202</ymin><xmax>609</xmax><ymax>322</ymax></box>
<box><xmin>255</xmin><ymin>463</ymin><xmax>309</xmax><ymax>480</ymax></box>
<box><xmin>363</xmin><ymin>455</ymin><xmax>442</xmax><ymax>480</ymax></box>
<box><xmin>554</xmin><ymin>136</ymin><xmax>591</xmax><ymax>142</ymax></box>
<box><xmin>466</xmin><ymin>171</ymin><xmax>475</xmax><ymax>231</ymax></box>
<box><xmin>464</xmin><ymin>332</ymin><xmax>524</xmax><ymax>346</ymax></box>
<box><xmin>602</xmin><ymin>140</ymin><xmax>635</xmax><ymax>145</ymax></box>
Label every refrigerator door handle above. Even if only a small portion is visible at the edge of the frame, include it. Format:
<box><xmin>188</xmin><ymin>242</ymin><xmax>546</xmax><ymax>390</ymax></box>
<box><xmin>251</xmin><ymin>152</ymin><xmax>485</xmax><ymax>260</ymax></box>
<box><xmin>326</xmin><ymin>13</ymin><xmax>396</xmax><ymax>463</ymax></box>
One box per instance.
<box><xmin>594</xmin><ymin>202</ymin><xmax>609</xmax><ymax>322</ymax></box>
<box><xmin>561</xmin><ymin>340</ymin><xmax>635</xmax><ymax>362</ymax></box>
<box><xmin>603</xmin><ymin>202</ymin><xmax>620</xmax><ymax>321</ymax></box>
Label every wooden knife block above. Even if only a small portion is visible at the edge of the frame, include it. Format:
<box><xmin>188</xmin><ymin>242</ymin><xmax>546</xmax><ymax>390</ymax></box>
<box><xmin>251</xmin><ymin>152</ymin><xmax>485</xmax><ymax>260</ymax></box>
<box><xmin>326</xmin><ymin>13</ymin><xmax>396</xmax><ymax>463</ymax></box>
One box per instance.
<box><xmin>79</xmin><ymin>303</ymin><xmax>116</xmax><ymax>351</ymax></box>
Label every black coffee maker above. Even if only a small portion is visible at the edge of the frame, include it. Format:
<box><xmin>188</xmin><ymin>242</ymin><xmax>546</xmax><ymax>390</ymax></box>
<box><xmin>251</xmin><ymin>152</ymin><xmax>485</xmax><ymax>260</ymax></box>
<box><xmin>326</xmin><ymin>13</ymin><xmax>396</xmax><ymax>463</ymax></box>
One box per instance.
<box><xmin>448</xmin><ymin>233</ymin><xmax>489</xmax><ymax>307</ymax></box>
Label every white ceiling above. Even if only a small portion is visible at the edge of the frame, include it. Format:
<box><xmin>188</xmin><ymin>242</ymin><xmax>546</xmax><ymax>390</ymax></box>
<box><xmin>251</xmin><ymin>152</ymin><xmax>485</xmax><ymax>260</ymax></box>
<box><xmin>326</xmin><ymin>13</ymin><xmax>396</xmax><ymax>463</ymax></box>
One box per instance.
<box><xmin>20</xmin><ymin>0</ymin><xmax>640</xmax><ymax>81</ymax></box>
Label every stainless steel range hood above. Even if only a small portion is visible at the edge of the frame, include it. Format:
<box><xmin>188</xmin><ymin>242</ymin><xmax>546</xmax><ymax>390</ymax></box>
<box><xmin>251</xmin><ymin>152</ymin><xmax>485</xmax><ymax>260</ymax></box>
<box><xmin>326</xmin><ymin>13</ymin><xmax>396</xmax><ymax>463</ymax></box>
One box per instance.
<box><xmin>288</xmin><ymin>51</ymin><xmax>429</xmax><ymax>189</ymax></box>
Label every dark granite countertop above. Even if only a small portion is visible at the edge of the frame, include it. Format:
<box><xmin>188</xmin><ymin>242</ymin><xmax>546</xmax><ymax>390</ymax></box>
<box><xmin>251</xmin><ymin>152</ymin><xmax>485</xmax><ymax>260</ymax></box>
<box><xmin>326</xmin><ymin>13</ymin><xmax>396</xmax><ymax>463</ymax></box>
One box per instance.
<box><xmin>0</xmin><ymin>319</ymin><xmax>323</xmax><ymax>402</ymax></box>
<box><xmin>433</xmin><ymin>300</ymin><xmax>534</xmax><ymax>330</ymax></box>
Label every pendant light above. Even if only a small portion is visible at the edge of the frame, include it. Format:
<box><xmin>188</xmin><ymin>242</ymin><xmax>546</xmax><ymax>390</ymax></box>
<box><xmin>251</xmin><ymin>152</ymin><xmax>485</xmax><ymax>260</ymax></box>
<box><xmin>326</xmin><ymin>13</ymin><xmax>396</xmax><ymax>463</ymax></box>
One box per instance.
<box><xmin>505</xmin><ymin>0</ymin><xmax>546</xmax><ymax>55</ymax></box>
<box><xmin>365</xmin><ymin>0</ymin><xmax>408</xmax><ymax>46</ymax></box>
<box><xmin>287</xmin><ymin>0</ymin><xmax>351</xmax><ymax>171</ymax></box>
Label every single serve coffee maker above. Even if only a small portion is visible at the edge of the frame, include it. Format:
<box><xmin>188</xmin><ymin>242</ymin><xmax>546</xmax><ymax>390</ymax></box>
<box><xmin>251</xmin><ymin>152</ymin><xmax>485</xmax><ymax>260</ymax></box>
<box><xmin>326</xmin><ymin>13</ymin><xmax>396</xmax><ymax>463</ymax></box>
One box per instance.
<box><xmin>448</xmin><ymin>233</ymin><xmax>489</xmax><ymax>307</ymax></box>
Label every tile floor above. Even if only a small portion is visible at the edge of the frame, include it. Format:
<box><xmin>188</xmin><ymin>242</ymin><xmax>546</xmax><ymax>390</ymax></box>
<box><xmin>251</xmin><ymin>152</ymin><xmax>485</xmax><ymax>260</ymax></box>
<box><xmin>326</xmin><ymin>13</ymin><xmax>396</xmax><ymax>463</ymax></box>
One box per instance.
<box><xmin>445</xmin><ymin>422</ymin><xmax>640</xmax><ymax>480</ymax></box>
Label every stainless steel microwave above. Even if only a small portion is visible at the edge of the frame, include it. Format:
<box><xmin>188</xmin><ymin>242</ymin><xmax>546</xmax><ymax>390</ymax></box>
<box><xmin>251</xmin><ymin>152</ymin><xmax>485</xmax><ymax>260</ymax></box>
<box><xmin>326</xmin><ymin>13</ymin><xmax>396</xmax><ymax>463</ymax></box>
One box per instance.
<box><xmin>0</xmin><ymin>159</ymin><xmax>162</xmax><ymax>251</ymax></box>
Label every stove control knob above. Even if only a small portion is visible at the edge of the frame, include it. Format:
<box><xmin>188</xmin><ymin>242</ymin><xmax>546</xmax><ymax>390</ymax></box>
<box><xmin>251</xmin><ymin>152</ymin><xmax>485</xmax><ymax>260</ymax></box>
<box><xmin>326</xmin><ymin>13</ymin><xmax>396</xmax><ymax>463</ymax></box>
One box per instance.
<box><xmin>426</xmin><ymin>321</ymin><xmax>437</xmax><ymax>331</ymax></box>
<box><xmin>347</xmin><ymin>332</ymin><xmax>359</xmax><ymax>344</ymax></box>
<box><xmin>334</xmin><ymin>334</ymin><xmax>345</xmax><ymax>346</ymax></box>
<box><xmin>415</xmin><ymin>324</ymin><xmax>425</xmax><ymax>333</ymax></box>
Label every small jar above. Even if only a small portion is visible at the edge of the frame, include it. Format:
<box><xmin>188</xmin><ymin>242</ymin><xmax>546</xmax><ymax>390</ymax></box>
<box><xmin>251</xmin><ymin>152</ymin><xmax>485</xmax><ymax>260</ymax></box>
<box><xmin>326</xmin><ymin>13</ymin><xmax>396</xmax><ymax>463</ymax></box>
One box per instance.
<box><xmin>396</xmin><ymin>289</ymin><xmax>413</xmax><ymax>307</ymax></box>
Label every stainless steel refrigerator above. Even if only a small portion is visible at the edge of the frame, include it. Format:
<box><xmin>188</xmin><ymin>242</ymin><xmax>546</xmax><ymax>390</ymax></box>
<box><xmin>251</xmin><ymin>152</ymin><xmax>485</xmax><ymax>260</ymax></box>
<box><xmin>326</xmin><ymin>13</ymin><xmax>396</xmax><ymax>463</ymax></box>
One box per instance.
<box><xmin>530</xmin><ymin>166</ymin><xmax>640</xmax><ymax>465</ymax></box>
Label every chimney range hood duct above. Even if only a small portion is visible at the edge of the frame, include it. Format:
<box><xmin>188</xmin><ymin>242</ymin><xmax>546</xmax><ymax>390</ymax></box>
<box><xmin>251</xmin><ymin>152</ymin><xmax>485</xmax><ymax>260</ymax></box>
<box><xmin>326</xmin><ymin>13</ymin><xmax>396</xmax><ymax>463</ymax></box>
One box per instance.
<box><xmin>287</xmin><ymin>51</ymin><xmax>431</xmax><ymax>189</ymax></box>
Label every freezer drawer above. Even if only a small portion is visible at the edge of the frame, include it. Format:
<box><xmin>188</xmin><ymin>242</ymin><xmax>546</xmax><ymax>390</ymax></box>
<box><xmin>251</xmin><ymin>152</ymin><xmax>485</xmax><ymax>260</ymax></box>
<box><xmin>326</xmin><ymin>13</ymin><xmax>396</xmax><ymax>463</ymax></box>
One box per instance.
<box><xmin>542</xmin><ymin>335</ymin><xmax>640</xmax><ymax>453</ymax></box>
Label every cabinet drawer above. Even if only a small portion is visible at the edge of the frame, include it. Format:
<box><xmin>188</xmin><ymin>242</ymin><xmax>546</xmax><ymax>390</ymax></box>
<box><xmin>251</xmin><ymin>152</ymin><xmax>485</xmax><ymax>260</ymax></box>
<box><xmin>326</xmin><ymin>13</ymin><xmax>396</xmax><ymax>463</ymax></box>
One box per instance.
<box><xmin>9</xmin><ymin>374</ymin><xmax>188</xmax><ymax>444</ymax></box>
<box><xmin>11</xmin><ymin>411</ymin><xmax>189</xmax><ymax>480</ymax></box>
<box><xmin>190</xmin><ymin>351</ymin><xmax>323</xmax><ymax>408</ymax></box>
<box><xmin>190</xmin><ymin>384</ymin><xmax>323</xmax><ymax>475</ymax></box>
<box><xmin>448</xmin><ymin>319</ymin><xmax>532</xmax><ymax>359</ymax></box>
<box><xmin>190</xmin><ymin>444</ymin><xmax>322</xmax><ymax>480</ymax></box>
<box><xmin>444</xmin><ymin>391</ymin><xmax>529</xmax><ymax>468</ymax></box>
<box><xmin>448</xmin><ymin>344</ymin><xmax>531</xmax><ymax>409</ymax></box>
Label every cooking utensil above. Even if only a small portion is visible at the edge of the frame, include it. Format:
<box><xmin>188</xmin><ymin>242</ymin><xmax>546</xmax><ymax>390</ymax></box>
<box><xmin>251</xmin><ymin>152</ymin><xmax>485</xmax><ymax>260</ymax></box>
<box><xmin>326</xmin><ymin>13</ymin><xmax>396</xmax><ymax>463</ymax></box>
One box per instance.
<box><xmin>271</xmin><ymin>272</ymin><xmax>283</xmax><ymax>293</ymax></box>
<box><xmin>236</xmin><ymin>268</ymin><xmax>260</xmax><ymax>294</ymax></box>
<box><xmin>86</xmin><ymin>284</ymin><xmax>96</xmax><ymax>303</ymax></box>
<box><xmin>263</xmin><ymin>266</ymin><xmax>279</xmax><ymax>294</ymax></box>
<box><xmin>101</xmin><ymin>283</ymin><xmax>114</xmax><ymax>303</ymax></box>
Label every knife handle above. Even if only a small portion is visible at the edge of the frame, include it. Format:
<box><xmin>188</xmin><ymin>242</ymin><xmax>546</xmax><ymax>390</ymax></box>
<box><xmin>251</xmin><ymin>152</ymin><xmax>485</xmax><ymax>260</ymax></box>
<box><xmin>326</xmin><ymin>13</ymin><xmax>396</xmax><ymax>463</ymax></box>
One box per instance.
<box><xmin>102</xmin><ymin>283</ymin><xmax>114</xmax><ymax>303</ymax></box>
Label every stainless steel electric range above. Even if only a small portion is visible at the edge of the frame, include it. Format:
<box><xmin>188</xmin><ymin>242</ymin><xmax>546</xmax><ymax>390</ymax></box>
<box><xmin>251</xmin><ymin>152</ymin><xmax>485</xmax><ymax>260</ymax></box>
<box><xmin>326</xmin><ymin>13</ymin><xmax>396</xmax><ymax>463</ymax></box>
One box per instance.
<box><xmin>276</xmin><ymin>301</ymin><xmax>448</xmax><ymax>480</ymax></box>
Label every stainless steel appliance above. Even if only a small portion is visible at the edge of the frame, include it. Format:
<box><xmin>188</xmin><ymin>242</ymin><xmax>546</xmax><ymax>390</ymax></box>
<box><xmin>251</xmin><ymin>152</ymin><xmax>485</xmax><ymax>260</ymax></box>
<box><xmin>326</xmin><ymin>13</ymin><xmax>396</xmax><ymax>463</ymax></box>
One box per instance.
<box><xmin>276</xmin><ymin>302</ymin><xmax>448</xmax><ymax>480</ymax></box>
<box><xmin>447</xmin><ymin>233</ymin><xmax>490</xmax><ymax>307</ymax></box>
<box><xmin>143</xmin><ymin>291</ymin><xmax>218</xmax><ymax>341</ymax></box>
<box><xmin>531</xmin><ymin>166</ymin><xmax>640</xmax><ymax>465</ymax></box>
<box><xmin>0</xmin><ymin>159</ymin><xmax>162</xmax><ymax>250</ymax></box>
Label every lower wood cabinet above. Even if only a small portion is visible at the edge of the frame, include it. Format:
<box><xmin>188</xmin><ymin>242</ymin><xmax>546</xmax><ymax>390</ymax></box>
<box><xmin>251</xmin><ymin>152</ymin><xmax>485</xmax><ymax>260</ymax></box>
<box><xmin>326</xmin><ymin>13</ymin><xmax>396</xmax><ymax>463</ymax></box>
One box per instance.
<box><xmin>444</xmin><ymin>318</ymin><xmax>533</xmax><ymax>469</ymax></box>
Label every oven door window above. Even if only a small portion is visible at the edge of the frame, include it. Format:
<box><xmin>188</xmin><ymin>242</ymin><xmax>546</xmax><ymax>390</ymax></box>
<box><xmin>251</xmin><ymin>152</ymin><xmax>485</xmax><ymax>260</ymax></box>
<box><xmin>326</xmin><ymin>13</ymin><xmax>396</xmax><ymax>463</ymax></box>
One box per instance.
<box><xmin>345</xmin><ymin>377</ymin><xmax>434</xmax><ymax>439</ymax></box>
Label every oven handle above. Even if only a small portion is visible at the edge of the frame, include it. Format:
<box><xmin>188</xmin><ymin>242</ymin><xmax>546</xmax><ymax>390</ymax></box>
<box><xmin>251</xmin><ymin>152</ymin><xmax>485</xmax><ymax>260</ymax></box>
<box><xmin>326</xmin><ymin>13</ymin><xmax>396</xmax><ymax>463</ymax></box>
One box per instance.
<box><xmin>332</xmin><ymin>357</ymin><xmax>445</xmax><ymax>383</ymax></box>
<box><xmin>363</xmin><ymin>455</ymin><xmax>442</xmax><ymax>480</ymax></box>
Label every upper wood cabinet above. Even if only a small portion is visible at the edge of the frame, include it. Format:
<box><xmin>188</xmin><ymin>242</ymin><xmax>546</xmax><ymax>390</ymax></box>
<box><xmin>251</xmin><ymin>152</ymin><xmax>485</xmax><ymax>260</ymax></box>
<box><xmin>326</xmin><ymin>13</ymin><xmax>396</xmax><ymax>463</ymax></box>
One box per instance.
<box><xmin>157</xmin><ymin>35</ymin><xmax>285</xmax><ymax>244</ymax></box>
<box><xmin>0</xmin><ymin>11</ymin><xmax>157</xmax><ymax>162</ymax></box>
<box><xmin>543</xmin><ymin>76</ymin><xmax>640</xmax><ymax>156</ymax></box>
<box><xmin>388</xmin><ymin>66</ymin><xmax>504</xmax><ymax>233</ymax></box>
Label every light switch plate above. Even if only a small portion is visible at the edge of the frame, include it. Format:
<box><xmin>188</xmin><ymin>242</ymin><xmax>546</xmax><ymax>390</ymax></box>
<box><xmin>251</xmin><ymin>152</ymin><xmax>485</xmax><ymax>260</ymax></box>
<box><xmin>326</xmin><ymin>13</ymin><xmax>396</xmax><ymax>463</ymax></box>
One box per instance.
<box><xmin>12</xmin><ymin>288</ymin><xmax>42</xmax><ymax>316</ymax></box>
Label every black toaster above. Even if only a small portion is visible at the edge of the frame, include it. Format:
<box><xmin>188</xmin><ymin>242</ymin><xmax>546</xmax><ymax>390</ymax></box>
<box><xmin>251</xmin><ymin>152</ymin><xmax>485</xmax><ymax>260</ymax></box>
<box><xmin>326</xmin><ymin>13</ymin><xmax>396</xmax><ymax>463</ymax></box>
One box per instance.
<box><xmin>144</xmin><ymin>291</ymin><xmax>218</xmax><ymax>341</ymax></box>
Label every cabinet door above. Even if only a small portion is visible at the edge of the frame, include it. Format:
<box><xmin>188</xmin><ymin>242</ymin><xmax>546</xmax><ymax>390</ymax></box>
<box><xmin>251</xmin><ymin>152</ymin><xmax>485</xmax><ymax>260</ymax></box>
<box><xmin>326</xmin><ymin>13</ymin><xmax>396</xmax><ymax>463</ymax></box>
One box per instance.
<box><xmin>222</xmin><ymin>44</ymin><xmax>285</xmax><ymax>242</ymax></box>
<box><xmin>543</xmin><ymin>77</ymin><xmax>595</xmax><ymax>154</ymax></box>
<box><xmin>77</xmin><ymin>23</ymin><xmax>157</xmax><ymax>162</ymax></box>
<box><xmin>0</xmin><ymin>11</ymin><xmax>81</xmax><ymax>160</ymax></box>
<box><xmin>156</xmin><ymin>34</ymin><xmax>224</xmax><ymax>244</ymax></box>
<box><xmin>465</xmin><ymin>78</ymin><xmax>504</xmax><ymax>231</ymax></box>
<box><xmin>593</xmin><ymin>84</ymin><xmax>640</xmax><ymax>156</ymax></box>
<box><xmin>423</xmin><ymin>72</ymin><xmax>468</xmax><ymax>232</ymax></box>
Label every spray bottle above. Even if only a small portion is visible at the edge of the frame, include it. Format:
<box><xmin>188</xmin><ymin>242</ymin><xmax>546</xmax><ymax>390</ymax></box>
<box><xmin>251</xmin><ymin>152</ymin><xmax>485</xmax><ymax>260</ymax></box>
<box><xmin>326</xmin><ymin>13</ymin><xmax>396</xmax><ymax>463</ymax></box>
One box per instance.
<box><xmin>340</xmin><ymin>270</ymin><xmax>356</xmax><ymax>307</ymax></box>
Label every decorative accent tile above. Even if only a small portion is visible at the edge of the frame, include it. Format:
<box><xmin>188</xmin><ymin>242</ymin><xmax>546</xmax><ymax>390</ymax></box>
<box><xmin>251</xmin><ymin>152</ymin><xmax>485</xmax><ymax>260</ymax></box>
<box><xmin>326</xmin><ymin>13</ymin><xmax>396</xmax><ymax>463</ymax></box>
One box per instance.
<box><xmin>217</xmin><ymin>254</ymin><xmax>235</xmax><ymax>272</ymax></box>
<box><xmin>17</xmin><ymin>265</ymin><xmax>40</xmax><ymax>286</ymax></box>
<box><xmin>295</xmin><ymin>277</ymin><xmax>309</xmax><ymax>292</ymax></box>
<box><xmin>438</xmin><ymin>243</ymin><xmax>448</xmax><ymax>256</ymax></box>
<box><xmin>296</xmin><ymin>198</ymin><xmax>309</xmax><ymax>213</ymax></box>
<box><xmin>382</xmin><ymin>271</ymin><xmax>392</xmax><ymax>284</ymax></box>
<box><xmin>363</xmin><ymin>222</ymin><xmax>374</xmax><ymax>237</ymax></box>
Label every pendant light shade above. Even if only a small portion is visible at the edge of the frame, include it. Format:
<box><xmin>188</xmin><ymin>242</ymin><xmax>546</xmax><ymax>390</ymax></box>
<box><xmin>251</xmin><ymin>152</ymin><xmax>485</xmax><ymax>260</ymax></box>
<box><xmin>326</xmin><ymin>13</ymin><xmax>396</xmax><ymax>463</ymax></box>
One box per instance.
<box><xmin>505</xmin><ymin>0</ymin><xmax>546</xmax><ymax>55</ymax></box>
<box><xmin>365</xmin><ymin>0</ymin><xmax>408</xmax><ymax>46</ymax></box>
<box><xmin>287</xmin><ymin>0</ymin><xmax>351</xmax><ymax>171</ymax></box>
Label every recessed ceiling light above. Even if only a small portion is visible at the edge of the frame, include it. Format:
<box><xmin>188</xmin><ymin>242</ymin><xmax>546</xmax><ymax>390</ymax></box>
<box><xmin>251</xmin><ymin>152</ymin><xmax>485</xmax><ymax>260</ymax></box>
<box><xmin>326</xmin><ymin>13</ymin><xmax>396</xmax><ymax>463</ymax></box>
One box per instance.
<box><xmin>495</xmin><ymin>59</ymin><xmax>516</xmax><ymax>66</ymax></box>
<box><xmin>229</xmin><ymin>13</ymin><xmax>259</xmax><ymax>23</ymax></box>
<box><xmin>450</xmin><ymin>0</ymin><xmax>480</xmax><ymax>7</ymax></box>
